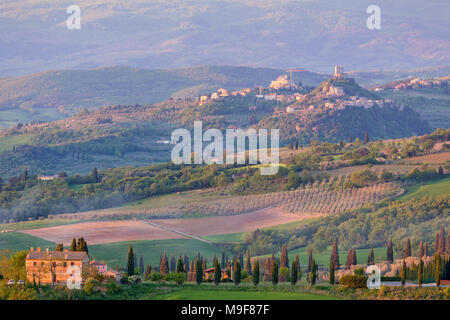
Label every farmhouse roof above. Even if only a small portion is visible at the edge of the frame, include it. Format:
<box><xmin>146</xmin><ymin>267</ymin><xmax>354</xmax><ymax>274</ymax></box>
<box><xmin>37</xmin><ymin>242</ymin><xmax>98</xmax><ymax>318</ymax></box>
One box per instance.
<box><xmin>27</xmin><ymin>249</ymin><xmax>89</xmax><ymax>261</ymax></box>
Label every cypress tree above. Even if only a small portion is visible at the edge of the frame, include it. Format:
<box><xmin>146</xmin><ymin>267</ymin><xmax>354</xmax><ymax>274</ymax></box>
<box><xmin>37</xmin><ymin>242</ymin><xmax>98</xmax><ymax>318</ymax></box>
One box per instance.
<box><xmin>386</xmin><ymin>240</ymin><xmax>393</xmax><ymax>263</ymax></box>
<box><xmin>70</xmin><ymin>238</ymin><xmax>77</xmax><ymax>252</ymax></box>
<box><xmin>419</xmin><ymin>241</ymin><xmax>424</xmax><ymax>258</ymax></box>
<box><xmin>435</xmin><ymin>253</ymin><xmax>441</xmax><ymax>287</ymax></box>
<box><xmin>345</xmin><ymin>250</ymin><xmax>352</xmax><ymax>270</ymax></box>
<box><xmin>221</xmin><ymin>251</ymin><xmax>225</xmax><ymax>268</ymax></box>
<box><xmin>134</xmin><ymin>253</ymin><xmax>137</xmax><ymax>270</ymax></box>
<box><xmin>310</xmin><ymin>259</ymin><xmax>317</xmax><ymax>286</ymax></box>
<box><xmin>294</xmin><ymin>255</ymin><xmax>300</xmax><ymax>274</ymax></box>
<box><xmin>160</xmin><ymin>252</ymin><xmax>169</xmax><ymax>275</ymax></box>
<box><xmin>435</xmin><ymin>233</ymin><xmax>439</xmax><ymax>254</ymax></box>
<box><xmin>253</xmin><ymin>260</ymin><xmax>260</xmax><ymax>286</ymax></box>
<box><xmin>264</xmin><ymin>258</ymin><xmax>271</xmax><ymax>281</ymax></box>
<box><xmin>226</xmin><ymin>261</ymin><xmax>231</xmax><ymax>280</ymax></box>
<box><xmin>330</xmin><ymin>241</ymin><xmax>339</xmax><ymax>268</ymax></box>
<box><xmin>290</xmin><ymin>261</ymin><xmax>298</xmax><ymax>286</ymax></box>
<box><xmin>213</xmin><ymin>257</ymin><xmax>221</xmax><ymax>285</ymax></box>
<box><xmin>245</xmin><ymin>250</ymin><xmax>252</xmax><ymax>275</ymax></box>
<box><xmin>404</xmin><ymin>239</ymin><xmax>411</xmax><ymax>258</ymax></box>
<box><xmin>271</xmin><ymin>260</ymin><xmax>278</xmax><ymax>285</ymax></box>
<box><xmin>329</xmin><ymin>260</ymin><xmax>335</xmax><ymax>285</ymax></box>
<box><xmin>145</xmin><ymin>264</ymin><xmax>152</xmax><ymax>279</ymax></box>
<box><xmin>234</xmin><ymin>260</ymin><xmax>241</xmax><ymax>285</ymax></box>
<box><xmin>367</xmin><ymin>248</ymin><xmax>375</xmax><ymax>265</ymax></box>
<box><xmin>139</xmin><ymin>255</ymin><xmax>144</xmax><ymax>273</ymax></box>
<box><xmin>127</xmin><ymin>245</ymin><xmax>134</xmax><ymax>276</ymax></box>
<box><xmin>280</xmin><ymin>244</ymin><xmax>289</xmax><ymax>269</ymax></box>
<box><xmin>418</xmin><ymin>259</ymin><xmax>423</xmax><ymax>287</ymax></box>
<box><xmin>349</xmin><ymin>135</ymin><xmax>352</xmax><ymax>143</ymax></box>
<box><xmin>92</xmin><ymin>167</ymin><xmax>98</xmax><ymax>182</ymax></box>
<box><xmin>364</xmin><ymin>131</ymin><xmax>369</xmax><ymax>144</ymax></box>
<box><xmin>307</xmin><ymin>249</ymin><xmax>313</xmax><ymax>273</ymax></box>
<box><xmin>400</xmin><ymin>259</ymin><xmax>406</xmax><ymax>286</ymax></box>
<box><xmin>352</xmin><ymin>249</ymin><xmax>357</xmax><ymax>266</ymax></box>
<box><xmin>438</xmin><ymin>226</ymin><xmax>446</xmax><ymax>254</ymax></box>
<box><xmin>195</xmin><ymin>258</ymin><xmax>202</xmax><ymax>285</ymax></box>
<box><xmin>184</xmin><ymin>255</ymin><xmax>189</xmax><ymax>271</ymax></box>
<box><xmin>76</xmin><ymin>238</ymin><xmax>88</xmax><ymax>253</ymax></box>
<box><xmin>170</xmin><ymin>254</ymin><xmax>176</xmax><ymax>272</ymax></box>
<box><xmin>188</xmin><ymin>260</ymin><xmax>195</xmax><ymax>282</ymax></box>
<box><xmin>176</xmin><ymin>256</ymin><xmax>185</xmax><ymax>273</ymax></box>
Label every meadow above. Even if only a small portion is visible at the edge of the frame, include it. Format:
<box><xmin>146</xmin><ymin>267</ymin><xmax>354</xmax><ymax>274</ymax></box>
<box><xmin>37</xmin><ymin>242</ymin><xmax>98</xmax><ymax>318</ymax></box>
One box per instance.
<box><xmin>0</xmin><ymin>232</ymin><xmax>55</xmax><ymax>252</ymax></box>
<box><xmin>399</xmin><ymin>177</ymin><xmax>450</xmax><ymax>201</ymax></box>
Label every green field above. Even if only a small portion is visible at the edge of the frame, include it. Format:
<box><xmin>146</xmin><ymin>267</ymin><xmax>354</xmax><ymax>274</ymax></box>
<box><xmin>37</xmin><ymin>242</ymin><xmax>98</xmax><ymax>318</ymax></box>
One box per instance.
<box><xmin>0</xmin><ymin>219</ymin><xmax>80</xmax><ymax>232</ymax></box>
<box><xmin>0</xmin><ymin>133</ymin><xmax>35</xmax><ymax>152</ymax></box>
<box><xmin>153</xmin><ymin>286</ymin><xmax>342</xmax><ymax>300</ymax></box>
<box><xmin>89</xmin><ymin>239</ymin><xmax>227</xmax><ymax>268</ymax></box>
<box><xmin>0</xmin><ymin>232</ymin><xmax>56</xmax><ymax>252</ymax></box>
<box><xmin>399</xmin><ymin>177</ymin><xmax>450</xmax><ymax>201</ymax></box>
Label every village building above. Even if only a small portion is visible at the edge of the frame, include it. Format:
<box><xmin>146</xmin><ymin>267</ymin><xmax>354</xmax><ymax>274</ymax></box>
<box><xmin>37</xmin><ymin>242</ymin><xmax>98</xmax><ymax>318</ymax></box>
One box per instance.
<box><xmin>264</xmin><ymin>93</ymin><xmax>277</xmax><ymax>101</ymax></box>
<box><xmin>334</xmin><ymin>65</ymin><xmax>344</xmax><ymax>78</ymax></box>
<box><xmin>217</xmin><ymin>88</ymin><xmax>229</xmax><ymax>97</ymax></box>
<box><xmin>269</xmin><ymin>75</ymin><xmax>292</xmax><ymax>90</ymax></box>
<box><xmin>90</xmin><ymin>260</ymin><xmax>121</xmax><ymax>280</ymax></box>
<box><xmin>203</xmin><ymin>267</ymin><xmax>229</xmax><ymax>281</ymax></box>
<box><xmin>325</xmin><ymin>85</ymin><xmax>345</xmax><ymax>97</ymax></box>
<box><xmin>26</xmin><ymin>247</ymin><xmax>90</xmax><ymax>286</ymax></box>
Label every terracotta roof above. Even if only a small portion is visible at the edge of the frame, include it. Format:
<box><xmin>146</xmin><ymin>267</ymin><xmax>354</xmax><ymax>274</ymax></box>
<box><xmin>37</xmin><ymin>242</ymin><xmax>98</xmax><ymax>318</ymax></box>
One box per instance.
<box><xmin>27</xmin><ymin>250</ymin><xmax>89</xmax><ymax>261</ymax></box>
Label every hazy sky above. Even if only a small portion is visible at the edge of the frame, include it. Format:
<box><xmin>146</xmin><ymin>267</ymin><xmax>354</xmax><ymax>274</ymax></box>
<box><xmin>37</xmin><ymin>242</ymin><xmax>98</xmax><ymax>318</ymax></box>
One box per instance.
<box><xmin>1</xmin><ymin>0</ymin><xmax>449</xmax><ymax>76</ymax></box>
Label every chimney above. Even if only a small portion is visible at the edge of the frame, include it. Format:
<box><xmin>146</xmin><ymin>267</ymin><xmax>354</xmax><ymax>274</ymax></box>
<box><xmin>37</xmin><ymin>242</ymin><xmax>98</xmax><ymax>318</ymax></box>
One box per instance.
<box><xmin>30</xmin><ymin>247</ymin><xmax>34</xmax><ymax>252</ymax></box>
<box><xmin>37</xmin><ymin>247</ymin><xmax>41</xmax><ymax>252</ymax></box>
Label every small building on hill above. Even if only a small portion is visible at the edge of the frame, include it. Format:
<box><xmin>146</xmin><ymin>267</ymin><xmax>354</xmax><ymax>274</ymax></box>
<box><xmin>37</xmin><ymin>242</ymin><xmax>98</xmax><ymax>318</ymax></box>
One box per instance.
<box><xmin>26</xmin><ymin>247</ymin><xmax>90</xmax><ymax>286</ymax></box>
<box><xmin>203</xmin><ymin>267</ymin><xmax>229</xmax><ymax>281</ymax></box>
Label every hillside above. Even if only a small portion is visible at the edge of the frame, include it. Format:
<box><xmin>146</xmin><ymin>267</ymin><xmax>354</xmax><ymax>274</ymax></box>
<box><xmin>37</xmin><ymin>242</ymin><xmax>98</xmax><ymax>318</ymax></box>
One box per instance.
<box><xmin>374</xmin><ymin>77</ymin><xmax>450</xmax><ymax>129</ymax></box>
<box><xmin>0</xmin><ymin>75</ymin><xmax>433</xmax><ymax>176</ymax></box>
<box><xmin>0</xmin><ymin>66</ymin><xmax>328</xmax><ymax>128</ymax></box>
<box><xmin>257</xmin><ymin>76</ymin><xmax>431</xmax><ymax>143</ymax></box>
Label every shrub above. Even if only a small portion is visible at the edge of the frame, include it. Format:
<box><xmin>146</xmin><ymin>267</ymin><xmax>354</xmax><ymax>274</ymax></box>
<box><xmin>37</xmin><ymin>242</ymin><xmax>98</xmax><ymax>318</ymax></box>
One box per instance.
<box><xmin>278</xmin><ymin>267</ymin><xmax>290</xmax><ymax>282</ymax></box>
<box><xmin>148</xmin><ymin>271</ymin><xmax>163</xmax><ymax>282</ymax></box>
<box><xmin>128</xmin><ymin>275</ymin><xmax>141</xmax><ymax>284</ymax></box>
<box><xmin>106</xmin><ymin>280</ymin><xmax>121</xmax><ymax>294</ymax></box>
<box><xmin>166</xmin><ymin>272</ymin><xmax>186</xmax><ymax>285</ymax></box>
<box><xmin>84</xmin><ymin>279</ymin><xmax>95</xmax><ymax>295</ymax></box>
<box><xmin>339</xmin><ymin>274</ymin><xmax>367</xmax><ymax>289</ymax></box>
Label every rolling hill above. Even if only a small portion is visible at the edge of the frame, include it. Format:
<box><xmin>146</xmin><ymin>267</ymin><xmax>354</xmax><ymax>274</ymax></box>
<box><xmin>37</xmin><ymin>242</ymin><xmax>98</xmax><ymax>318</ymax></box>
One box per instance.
<box><xmin>0</xmin><ymin>65</ymin><xmax>328</xmax><ymax>128</ymax></box>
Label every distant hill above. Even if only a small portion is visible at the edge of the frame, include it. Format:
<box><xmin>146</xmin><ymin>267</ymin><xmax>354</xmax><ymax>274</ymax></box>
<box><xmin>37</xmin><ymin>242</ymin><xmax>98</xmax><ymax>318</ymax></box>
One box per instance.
<box><xmin>0</xmin><ymin>74</ymin><xmax>432</xmax><ymax>177</ymax></box>
<box><xmin>257</xmin><ymin>75</ymin><xmax>431</xmax><ymax>143</ymax></box>
<box><xmin>349</xmin><ymin>66</ymin><xmax>450</xmax><ymax>88</ymax></box>
<box><xmin>1</xmin><ymin>1</ymin><xmax>449</xmax><ymax>76</ymax></box>
<box><xmin>0</xmin><ymin>65</ymin><xmax>328</xmax><ymax>128</ymax></box>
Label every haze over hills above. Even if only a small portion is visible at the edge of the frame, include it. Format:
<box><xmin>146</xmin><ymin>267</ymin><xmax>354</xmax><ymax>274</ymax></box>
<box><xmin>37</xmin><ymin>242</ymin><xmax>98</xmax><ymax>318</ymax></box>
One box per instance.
<box><xmin>0</xmin><ymin>65</ymin><xmax>328</xmax><ymax>128</ymax></box>
<box><xmin>1</xmin><ymin>0</ymin><xmax>450</xmax><ymax>77</ymax></box>
<box><xmin>1</xmin><ymin>64</ymin><xmax>450</xmax><ymax>129</ymax></box>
